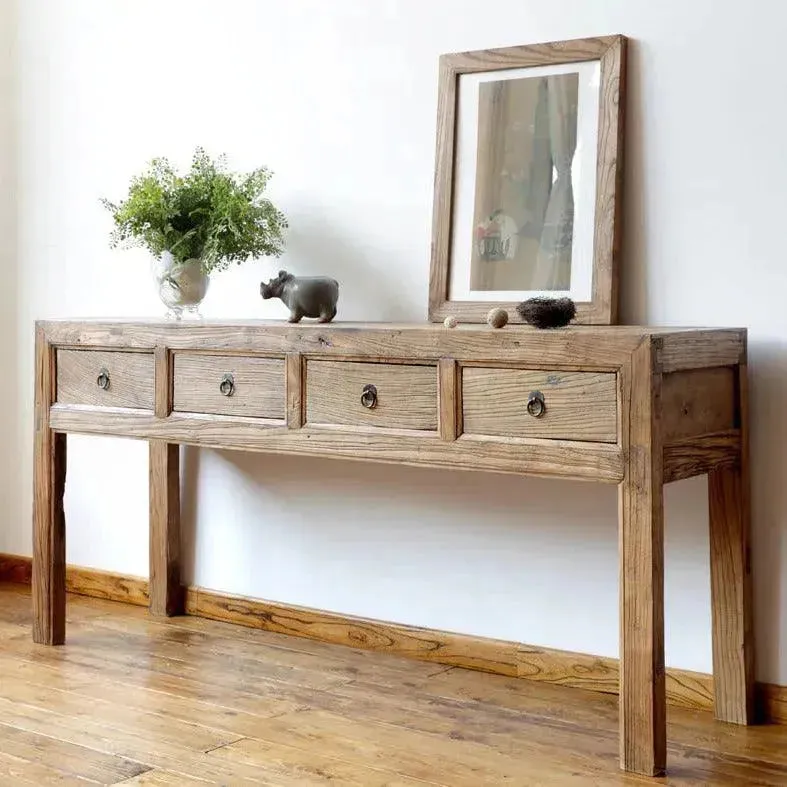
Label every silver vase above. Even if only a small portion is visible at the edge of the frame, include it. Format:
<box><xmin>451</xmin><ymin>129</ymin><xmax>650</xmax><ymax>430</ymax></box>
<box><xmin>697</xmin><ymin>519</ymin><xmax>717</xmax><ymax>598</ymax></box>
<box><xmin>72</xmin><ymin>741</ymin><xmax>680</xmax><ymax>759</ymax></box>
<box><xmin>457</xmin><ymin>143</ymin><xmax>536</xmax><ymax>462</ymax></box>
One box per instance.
<box><xmin>151</xmin><ymin>252</ymin><xmax>210</xmax><ymax>320</ymax></box>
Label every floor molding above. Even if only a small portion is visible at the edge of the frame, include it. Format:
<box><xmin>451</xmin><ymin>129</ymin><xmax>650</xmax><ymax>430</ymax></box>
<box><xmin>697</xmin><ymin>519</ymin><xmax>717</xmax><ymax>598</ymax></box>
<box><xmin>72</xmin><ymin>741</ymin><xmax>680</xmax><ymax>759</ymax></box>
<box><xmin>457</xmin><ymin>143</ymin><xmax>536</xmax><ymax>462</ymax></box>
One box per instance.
<box><xmin>1</xmin><ymin>552</ymin><xmax>783</xmax><ymax>723</ymax></box>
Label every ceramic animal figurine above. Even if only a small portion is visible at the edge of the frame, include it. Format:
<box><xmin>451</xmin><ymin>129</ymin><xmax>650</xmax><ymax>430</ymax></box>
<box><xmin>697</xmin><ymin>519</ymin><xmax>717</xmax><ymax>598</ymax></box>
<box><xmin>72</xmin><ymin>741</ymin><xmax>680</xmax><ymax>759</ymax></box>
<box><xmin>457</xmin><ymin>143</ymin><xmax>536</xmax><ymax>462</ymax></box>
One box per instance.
<box><xmin>260</xmin><ymin>270</ymin><xmax>339</xmax><ymax>323</ymax></box>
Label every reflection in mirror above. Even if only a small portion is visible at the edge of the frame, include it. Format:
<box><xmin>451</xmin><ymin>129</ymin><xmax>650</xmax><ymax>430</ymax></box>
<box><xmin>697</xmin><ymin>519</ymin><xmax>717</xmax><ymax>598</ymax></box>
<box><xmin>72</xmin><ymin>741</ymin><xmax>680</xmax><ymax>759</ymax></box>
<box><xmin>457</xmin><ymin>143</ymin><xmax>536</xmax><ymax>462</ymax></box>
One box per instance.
<box><xmin>470</xmin><ymin>73</ymin><xmax>578</xmax><ymax>292</ymax></box>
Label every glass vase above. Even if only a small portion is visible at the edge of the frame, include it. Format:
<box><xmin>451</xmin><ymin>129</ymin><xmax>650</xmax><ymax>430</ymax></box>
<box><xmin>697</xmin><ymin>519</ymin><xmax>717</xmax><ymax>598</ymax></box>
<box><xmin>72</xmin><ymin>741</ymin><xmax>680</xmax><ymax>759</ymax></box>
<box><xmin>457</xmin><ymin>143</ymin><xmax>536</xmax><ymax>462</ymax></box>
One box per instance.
<box><xmin>151</xmin><ymin>251</ymin><xmax>210</xmax><ymax>320</ymax></box>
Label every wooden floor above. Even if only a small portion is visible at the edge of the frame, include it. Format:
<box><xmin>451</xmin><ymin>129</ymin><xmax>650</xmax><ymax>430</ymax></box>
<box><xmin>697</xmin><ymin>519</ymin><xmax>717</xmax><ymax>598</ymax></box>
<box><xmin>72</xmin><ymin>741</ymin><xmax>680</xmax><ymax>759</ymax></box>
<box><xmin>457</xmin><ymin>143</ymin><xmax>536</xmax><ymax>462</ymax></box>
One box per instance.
<box><xmin>0</xmin><ymin>584</ymin><xmax>785</xmax><ymax>785</ymax></box>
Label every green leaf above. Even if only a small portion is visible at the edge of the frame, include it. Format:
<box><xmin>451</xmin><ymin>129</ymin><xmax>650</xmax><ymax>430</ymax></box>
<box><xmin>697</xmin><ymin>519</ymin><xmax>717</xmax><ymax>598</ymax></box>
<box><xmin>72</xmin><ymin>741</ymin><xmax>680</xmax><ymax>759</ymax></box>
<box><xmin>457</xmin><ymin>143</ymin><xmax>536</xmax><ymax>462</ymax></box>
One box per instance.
<box><xmin>101</xmin><ymin>147</ymin><xmax>288</xmax><ymax>273</ymax></box>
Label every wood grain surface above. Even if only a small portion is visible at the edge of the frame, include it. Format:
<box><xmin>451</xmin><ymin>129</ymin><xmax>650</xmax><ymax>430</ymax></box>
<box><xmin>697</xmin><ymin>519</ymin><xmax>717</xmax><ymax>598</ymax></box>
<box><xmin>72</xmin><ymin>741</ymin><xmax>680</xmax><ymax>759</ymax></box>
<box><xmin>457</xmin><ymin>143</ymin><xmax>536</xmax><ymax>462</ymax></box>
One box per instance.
<box><xmin>618</xmin><ymin>339</ymin><xmax>666</xmax><ymax>776</ymax></box>
<box><xmin>1</xmin><ymin>555</ymin><xmax>148</xmax><ymax>606</ymax></box>
<box><xmin>66</xmin><ymin>565</ymin><xmax>149</xmax><ymax>606</ymax></box>
<box><xmin>33</xmin><ymin>318</ymin><xmax>754</xmax><ymax>778</ymax></box>
<box><xmin>149</xmin><ymin>442</ymin><xmax>182</xmax><ymax>617</ymax></box>
<box><xmin>305</xmin><ymin>360</ymin><xmax>438</xmax><ymax>431</ymax></box>
<box><xmin>38</xmin><ymin>319</ymin><xmax>746</xmax><ymax>370</ymax></box>
<box><xmin>32</xmin><ymin>329</ymin><xmax>66</xmax><ymax>646</ymax></box>
<box><xmin>462</xmin><ymin>367</ymin><xmax>617</xmax><ymax>442</ymax></box>
<box><xmin>3</xmin><ymin>585</ymin><xmax>787</xmax><ymax>784</ymax></box>
<box><xmin>427</xmin><ymin>53</ymin><xmax>457</xmax><ymax>325</ymax></box>
<box><xmin>759</xmin><ymin>683</ymin><xmax>787</xmax><ymax>725</ymax></box>
<box><xmin>663</xmin><ymin>431</ymin><xmax>740</xmax><ymax>483</ymax></box>
<box><xmin>0</xmin><ymin>554</ymin><xmax>32</xmax><ymax>583</ymax></box>
<box><xmin>708</xmin><ymin>363</ymin><xmax>754</xmax><ymax>724</ymax></box>
<box><xmin>56</xmin><ymin>348</ymin><xmax>155</xmax><ymax>410</ymax></box>
<box><xmin>285</xmin><ymin>352</ymin><xmax>304</xmax><ymax>428</ymax></box>
<box><xmin>517</xmin><ymin>644</ymin><xmax>713</xmax><ymax>712</ymax></box>
<box><xmin>173</xmin><ymin>352</ymin><xmax>285</xmax><ymax>418</ymax></box>
<box><xmin>661</xmin><ymin>367</ymin><xmax>736</xmax><ymax>441</ymax></box>
<box><xmin>190</xmin><ymin>587</ymin><xmax>519</xmax><ymax>676</ymax></box>
<box><xmin>658</xmin><ymin>329</ymin><xmax>746</xmax><ymax>372</ymax></box>
<box><xmin>438</xmin><ymin>358</ymin><xmax>458</xmax><ymax>441</ymax></box>
<box><xmin>439</xmin><ymin>35</ymin><xmax>621</xmax><ymax>73</ymax></box>
<box><xmin>709</xmin><ymin>465</ymin><xmax>755</xmax><ymax>724</ymax></box>
<box><xmin>593</xmin><ymin>33</ymin><xmax>627</xmax><ymax>325</ymax></box>
<box><xmin>1</xmin><ymin>560</ymin><xmax>783</xmax><ymax>725</ymax></box>
<box><xmin>48</xmin><ymin>406</ymin><xmax>625</xmax><ymax>482</ymax></box>
<box><xmin>154</xmin><ymin>346</ymin><xmax>172</xmax><ymax>418</ymax></box>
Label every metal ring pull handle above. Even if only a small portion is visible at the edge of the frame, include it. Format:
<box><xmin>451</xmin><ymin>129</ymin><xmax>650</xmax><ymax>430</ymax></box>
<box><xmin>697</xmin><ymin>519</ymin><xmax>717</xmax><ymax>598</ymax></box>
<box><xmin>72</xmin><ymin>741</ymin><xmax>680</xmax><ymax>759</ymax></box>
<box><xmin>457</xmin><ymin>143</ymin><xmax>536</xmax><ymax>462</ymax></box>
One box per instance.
<box><xmin>219</xmin><ymin>373</ymin><xmax>235</xmax><ymax>397</ymax></box>
<box><xmin>96</xmin><ymin>367</ymin><xmax>110</xmax><ymax>391</ymax></box>
<box><xmin>526</xmin><ymin>390</ymin><xmax>546</xmax><ymax>418</ymax></box>
<box><xmin>360</xmin><ymin>383</ymin><xmax>378</xmax><ymax>409</ymax></box>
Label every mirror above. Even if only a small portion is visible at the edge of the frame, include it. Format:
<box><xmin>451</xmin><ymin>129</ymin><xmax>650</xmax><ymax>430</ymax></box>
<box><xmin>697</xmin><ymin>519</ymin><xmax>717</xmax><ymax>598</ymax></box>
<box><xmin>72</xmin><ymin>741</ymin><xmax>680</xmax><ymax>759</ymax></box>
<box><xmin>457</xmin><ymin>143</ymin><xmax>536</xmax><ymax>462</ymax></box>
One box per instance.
<box><xmin>428</xmin><ymin>35</ymin><xmax>627</xmax><ymax>325</ymax></box>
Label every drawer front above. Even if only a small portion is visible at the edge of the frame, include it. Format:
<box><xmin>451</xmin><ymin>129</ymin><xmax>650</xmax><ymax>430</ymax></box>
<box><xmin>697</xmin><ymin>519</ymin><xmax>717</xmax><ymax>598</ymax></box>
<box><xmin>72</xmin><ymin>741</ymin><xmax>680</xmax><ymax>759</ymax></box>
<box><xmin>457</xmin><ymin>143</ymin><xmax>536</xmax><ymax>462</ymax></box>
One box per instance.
<box><xmin>173</xmin><ymin>354</ymin><xmax>285</xmax><ymax>419</ymax></box>
<box><xmin>56</xmin><ymin>349</ymin><xmax>155</xmax><ymax>410</ymax></box>
<box><xmin>462</xmin><ymin>368</ymin><xmax>617</xmax><ymax>443</ymax></box>
<box><xmin>306</xmin><ymin>360</ymin><xmax>437</xmax><ymax>431</ymax></box>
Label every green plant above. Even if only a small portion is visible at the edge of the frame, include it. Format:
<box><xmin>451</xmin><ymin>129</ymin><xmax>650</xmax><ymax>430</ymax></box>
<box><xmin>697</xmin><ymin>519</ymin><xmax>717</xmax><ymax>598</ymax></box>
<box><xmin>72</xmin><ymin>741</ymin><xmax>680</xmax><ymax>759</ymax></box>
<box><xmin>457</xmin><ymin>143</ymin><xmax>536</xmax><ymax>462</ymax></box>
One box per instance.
<box><xmin>101</xmin><ymin>147</ymin><xmax>288</xmax><ymax>274</ymax></box>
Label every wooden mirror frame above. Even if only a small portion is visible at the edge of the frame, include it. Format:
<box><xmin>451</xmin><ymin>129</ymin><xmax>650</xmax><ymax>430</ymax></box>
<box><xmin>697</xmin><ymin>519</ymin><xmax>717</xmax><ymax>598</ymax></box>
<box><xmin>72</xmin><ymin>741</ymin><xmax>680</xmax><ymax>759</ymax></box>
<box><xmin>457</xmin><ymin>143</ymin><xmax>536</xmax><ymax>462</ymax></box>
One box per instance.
<box><xmin>427</xmin><ymin>35</ymin><xmax>627</xmax><ymax>325</ymax></box>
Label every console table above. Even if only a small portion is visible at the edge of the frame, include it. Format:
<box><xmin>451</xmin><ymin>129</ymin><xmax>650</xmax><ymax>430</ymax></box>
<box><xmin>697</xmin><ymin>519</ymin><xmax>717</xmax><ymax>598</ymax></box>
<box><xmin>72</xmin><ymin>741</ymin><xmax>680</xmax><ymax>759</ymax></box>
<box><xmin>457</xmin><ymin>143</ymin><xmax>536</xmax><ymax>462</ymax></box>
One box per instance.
<box><xmin>31</xmin><ymin>319</ymin><xmax>754</xmax><ymax>776</ymax></box>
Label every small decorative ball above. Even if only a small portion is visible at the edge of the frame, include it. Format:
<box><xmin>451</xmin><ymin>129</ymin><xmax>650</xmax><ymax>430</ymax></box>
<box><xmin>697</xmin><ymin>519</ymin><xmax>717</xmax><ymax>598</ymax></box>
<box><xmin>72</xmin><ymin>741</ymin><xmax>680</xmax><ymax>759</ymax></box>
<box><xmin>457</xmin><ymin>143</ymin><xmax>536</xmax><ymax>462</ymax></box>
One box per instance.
<box><xmin>486</xmin><ymin>307</ymin><xmax>509</xmax><ymax>329</ymax></box>
<box><xmin>443</xmin><ymin>315</ymin><xmax>458</xmax><ymax>329</ymax></box>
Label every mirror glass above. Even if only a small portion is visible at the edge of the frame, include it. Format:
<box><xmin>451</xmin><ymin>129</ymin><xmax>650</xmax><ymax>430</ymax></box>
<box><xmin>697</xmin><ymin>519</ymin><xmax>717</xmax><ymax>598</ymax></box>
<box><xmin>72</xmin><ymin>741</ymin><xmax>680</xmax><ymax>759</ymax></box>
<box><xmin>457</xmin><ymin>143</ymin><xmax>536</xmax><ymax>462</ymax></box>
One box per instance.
<box><xmin>449</xmin><ymin>61</ymin><xmax>600</xmax><ymax>303</ymax></box>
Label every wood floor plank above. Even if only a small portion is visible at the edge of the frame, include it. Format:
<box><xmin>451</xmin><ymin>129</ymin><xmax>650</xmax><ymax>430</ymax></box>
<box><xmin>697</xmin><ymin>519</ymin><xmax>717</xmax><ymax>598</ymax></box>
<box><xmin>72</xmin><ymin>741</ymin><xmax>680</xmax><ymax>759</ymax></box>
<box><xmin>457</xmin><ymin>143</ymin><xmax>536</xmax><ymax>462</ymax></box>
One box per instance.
<box><xmin>0</xmin><ymin>650</ymin><xmax>304</xmax><ymax>721</ymax></box>
<box><xmin>87</xmin><ymin>598</ymin><xmax>455</xmax><ymax>686</ymax></box>
<box><xmin>115</xmin><ymin>770</ymin><xmax>212</xmax><ymax>785</ymax></box>
<box><xmin>282</xmin><ymin>683</ymin><xmax>668</xmax><ymax>784</ymax></box>
<box><xmin>0</xmin><ymin>750</ymin><xmax>99</xmax><ymax>786</ymax></box>
<box><xmin>0</xmin><ymin>678</ymin><xmax>240</xmax><ymax>753</ymax></box>
<box><xmin>211</xmin><ymin>709</ymin><xmax>629</xmax><ymax>786</ymax></box>
<box><xmin>85</xmin><ymin>608</ymin><xmax>449</xmax><ymax>683</ymax></box>
<box><xmin>0</xmin><ymin>586</ymin><xmax>785</xmax><ymax>784</ymax></box>
<box><xmin>0</xmin><ymin>723</ymin><xmax>149</xmax><ymax>784</ymax></box>
<box><xmin>0</xmin><ymin>700</ymin><xmax>284</xmax><ymax>785</ymax></box>
<box><xmin>0</xmin><ymin>668</ymin><xmax>299</xmax><ymax>742</ymax></box>
<box><xmin>262</xmin><ymin>671</ymin><xmax>787</xmax><ymax>785</ymax></box>
<box><xmin>0</xmin><ymin>621</ymin><xmax>351</xmax><ymax>696</ymax></box>
<box><xmin>417</xmin><ymin>668</ymin><xmax>787</xmax><ymax>766</ymax></box>
<box><xmin>0</xmin><ymin>581</ymin><xmax>121</xmax><ymax>620</ymax></box>
<box><xmin>208</xmin><ymin>736</ymin><xmax>445</xmax><ymax>786</ymax></box>
<box><xmin>0</xmin><ymin>620</ymin><xmax>32</xmax><ymax>638</ymax></box>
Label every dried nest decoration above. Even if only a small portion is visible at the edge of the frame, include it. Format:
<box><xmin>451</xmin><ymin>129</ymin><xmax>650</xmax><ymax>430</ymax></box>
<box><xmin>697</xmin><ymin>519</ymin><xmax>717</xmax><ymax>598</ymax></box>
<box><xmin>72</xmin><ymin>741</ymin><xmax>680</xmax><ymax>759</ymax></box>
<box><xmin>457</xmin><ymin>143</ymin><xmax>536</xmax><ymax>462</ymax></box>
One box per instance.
<box><xmin>516</xmin><ymin>297</ymin><xmax>576</xmax><ymax>329</ymax></box>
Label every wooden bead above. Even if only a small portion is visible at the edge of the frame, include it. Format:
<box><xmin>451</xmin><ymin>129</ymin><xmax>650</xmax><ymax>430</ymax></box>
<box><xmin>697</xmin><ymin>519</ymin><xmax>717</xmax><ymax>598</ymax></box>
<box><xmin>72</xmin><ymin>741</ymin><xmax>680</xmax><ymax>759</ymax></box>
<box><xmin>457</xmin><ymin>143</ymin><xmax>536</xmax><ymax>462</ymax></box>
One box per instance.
<box><xmin>486</xmin><ymin>308</ymin><xmax>508</xmax><ymax>329</ymax></box>
<box><xmin>443</xmin><ymin>316</ymin><xmax>458</xmax><ymax>329</ymax></box>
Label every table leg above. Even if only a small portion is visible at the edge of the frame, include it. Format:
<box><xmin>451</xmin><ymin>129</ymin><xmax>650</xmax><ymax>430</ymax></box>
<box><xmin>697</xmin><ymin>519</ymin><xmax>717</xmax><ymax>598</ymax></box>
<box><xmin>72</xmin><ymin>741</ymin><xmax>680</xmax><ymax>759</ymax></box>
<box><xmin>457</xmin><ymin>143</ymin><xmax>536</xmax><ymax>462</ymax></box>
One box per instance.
<box><xmin>149</xmin><ymin>441</ymin><xmax>182</xmax><ymax>616</ymax></box>
<box><xmin>618</xmin><ymin>342</ymin><xmax>666</xmax><ymax>776</ymax></box>
<box><xmin>708</xmin><ymin>460</ymin><xmax>754</xmax><ymax>723</ymax></box>
<box><xmin>32</xmin><ymin>331</ymin><xmax>66</xmax><ymax>645</ymax></box>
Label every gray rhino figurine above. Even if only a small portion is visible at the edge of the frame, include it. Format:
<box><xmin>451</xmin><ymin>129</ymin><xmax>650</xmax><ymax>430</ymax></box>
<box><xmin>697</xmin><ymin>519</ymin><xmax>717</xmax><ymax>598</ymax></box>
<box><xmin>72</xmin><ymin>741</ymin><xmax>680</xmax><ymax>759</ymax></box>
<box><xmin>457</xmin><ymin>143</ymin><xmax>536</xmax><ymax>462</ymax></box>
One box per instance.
<box><xmin>260</xmin><ymin>270</ymin><xmax>339</xmax><ymax>323</ymax></box>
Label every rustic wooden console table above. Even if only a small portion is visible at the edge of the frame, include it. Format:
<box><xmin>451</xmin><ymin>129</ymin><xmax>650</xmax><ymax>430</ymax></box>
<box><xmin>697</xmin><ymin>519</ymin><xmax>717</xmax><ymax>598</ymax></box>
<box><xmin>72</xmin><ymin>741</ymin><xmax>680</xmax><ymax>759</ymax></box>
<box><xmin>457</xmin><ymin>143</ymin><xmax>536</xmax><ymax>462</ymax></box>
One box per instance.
<box><xmin>32</xmin><ymin>319</ymin><xmax>754</xmax><ymax>776</ymax></box>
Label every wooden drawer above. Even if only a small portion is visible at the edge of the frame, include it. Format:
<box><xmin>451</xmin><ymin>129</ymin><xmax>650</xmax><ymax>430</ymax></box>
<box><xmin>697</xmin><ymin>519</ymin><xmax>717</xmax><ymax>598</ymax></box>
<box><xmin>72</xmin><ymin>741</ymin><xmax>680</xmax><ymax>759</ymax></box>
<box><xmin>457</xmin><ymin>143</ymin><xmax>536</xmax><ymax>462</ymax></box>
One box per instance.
<box><xmin>305</xmin><ymin>360</ymin><xmax>437</xmax><ymax>431</ymax></box>
<box><xmin>173</xmin><ymin>354</ymin><xmax>285</xmax><ymax>419</ymax></box>
<box><xmin>462</xmin><ymin>368</ymin><xmax>617</xmax><ymax>443</ymax></box>
<box><xmin>56</xmin><ymin>349</ymin><xmax>155</xmax><ymax>410</ymax></box>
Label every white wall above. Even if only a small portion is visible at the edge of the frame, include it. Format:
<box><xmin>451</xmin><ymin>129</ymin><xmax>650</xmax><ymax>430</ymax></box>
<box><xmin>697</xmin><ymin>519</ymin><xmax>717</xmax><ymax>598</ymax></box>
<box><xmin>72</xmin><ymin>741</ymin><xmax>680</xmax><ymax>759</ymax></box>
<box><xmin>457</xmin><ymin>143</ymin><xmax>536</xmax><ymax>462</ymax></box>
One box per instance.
<box><xmin>0</xmin><ymin>0</ymin><xmax>18</xmax><ymax>540</ymax></box>
<box><xmin>3</xmin><ymin>0</ymin><xmax>786</xmax><ymax>684</ymax></box>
